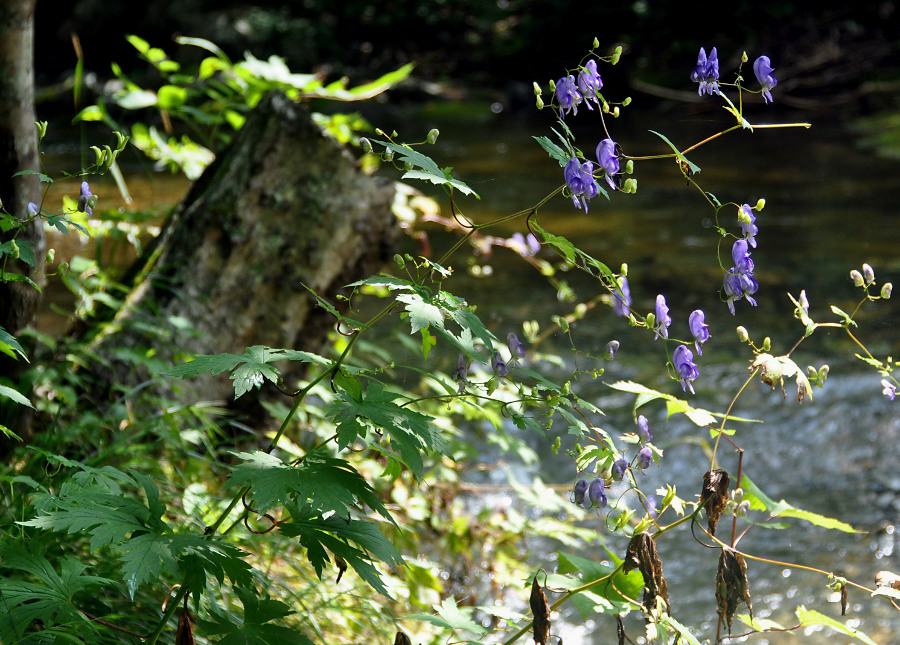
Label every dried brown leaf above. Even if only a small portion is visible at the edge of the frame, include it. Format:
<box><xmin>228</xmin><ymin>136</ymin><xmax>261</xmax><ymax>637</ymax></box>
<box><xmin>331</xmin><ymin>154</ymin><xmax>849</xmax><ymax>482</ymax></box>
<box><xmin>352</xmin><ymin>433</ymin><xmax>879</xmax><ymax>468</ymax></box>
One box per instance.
<box><xmin>840</xmin><ymin>583</ymin><xmax>849</xmax><ymax>616</ymax></box>
<box><xmin>394</xmin><ymin>630</ymin><xmax>412</xmax><ymax>645</ymax></box>
<box><xmin>335</xmin><ymin>554</ymin><xmax>348</xmax><ymax>583</ymax></box>
<box><xmin>530</xmin><ymin>574</ymin><xmax>551</xmax><ymax>645</ymax></box>
<box><xmin>176</xmin><ymin>609</ymin><xmax>195</xmax><ymax>645</ymax></box>
<box><xmin>716</xmin><ymin>547</ymin><xmax>752</xmax><ymax>633</ymax></box>
<box><xmin>622</xmin><ymin>532</ymin><xmax>670</xmax><ymax>613</ymax></box>
<box><xmin>701</xmin><ymin>469</ymin><xmax>730</xmax><ymax>536</ymax></box>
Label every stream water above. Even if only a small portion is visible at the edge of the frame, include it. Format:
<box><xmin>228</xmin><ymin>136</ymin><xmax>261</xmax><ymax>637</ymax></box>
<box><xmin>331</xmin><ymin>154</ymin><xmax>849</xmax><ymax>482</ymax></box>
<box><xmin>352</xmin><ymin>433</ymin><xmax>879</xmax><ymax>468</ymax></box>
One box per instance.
<box><xmin>38</xmin><ymin>98</ymin><xmax>900</xmax><ymax>643</ymax></box>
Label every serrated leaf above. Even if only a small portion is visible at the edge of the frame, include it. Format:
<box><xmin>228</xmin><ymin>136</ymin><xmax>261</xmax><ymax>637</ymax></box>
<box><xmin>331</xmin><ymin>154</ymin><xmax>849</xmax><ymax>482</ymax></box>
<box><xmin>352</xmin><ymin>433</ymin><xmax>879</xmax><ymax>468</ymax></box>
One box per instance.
<box><xmin>405</xmin><ymin>597</ymin><xmax>486</xmax><ymax>635</ymax></box>
<box><xmin>795</xmin><ymin>606</ymin><xmax>877</xmax><ymax>645</ymax></box>
<box><xmin>172</xmin><ymin>534</ymin><xmax>254</xmax><ymax>593</ymax></box>
<box><xmin>396</xmin><ymin>292</ymin><xmax>444</xmax><ymax>334</ymax></box>
<box><xmin>228</xmin><ymin>448</ymin><xmax>393</xmax><ymax>522</ymax></box>
<box><xmin>533</xmin><ymin>135</ymin><xmax>569</xmax><ymax>167</ymax></box>
<box><xmin>346</xmin><ymin>275</ymin><xmax>416</xmax><ymax>291</ymax></box>
<box><xmin>741</xmin><ymin>474</ymin><xmax>859</xmax><ymax>532</ymax></box>
<box><xmin>0</xmin><ymin>324</ymin><xmax>28</xmax><ymax>361</ymax></box>
<box><xmin>557</xmin><ymin>551</ymin><xmax>643</xmax><ymax>618</ymax></box>
<box><xmin>375</xmin><ymin>141</ymin><xmax>479</xmax><ymax>198</ymax></box>
<box><xmin>198</xmin><ymin>587</ymin><xmax>314</xmax><ymax>645</ymax></box>
<box><xmin>0</xmin><ymin>383</ymin><xmax>33</xmax><ymax>408</ymax></box>
<box><xmin>532</xmin><ymin>222</ymin><xmax>575</xmax><ymax>262</ymax></box>
<box><xmin>117</xmin><ymin>532</ymin><xmax>177</xmax><ymax>598</ymax></box>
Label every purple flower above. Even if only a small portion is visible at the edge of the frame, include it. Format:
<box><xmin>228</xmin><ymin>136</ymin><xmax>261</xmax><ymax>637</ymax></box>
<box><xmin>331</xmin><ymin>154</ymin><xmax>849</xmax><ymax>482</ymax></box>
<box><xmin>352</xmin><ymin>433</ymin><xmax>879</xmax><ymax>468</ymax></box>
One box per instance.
<box><xmin>27</xmin><ymin>202</ymin><xmax>38</xmax><ymax>216</ymax></box>
<box><xmin>491</xmin><ymin>351</ymin><xmax>509</xmax><ymax>378</ymax></box>
<box><xmin>738</xmin><ymin>204</ymin><xmax>758</xmax><ymax>248</ymax></box>
<box><xmin>77</xmin><ymin>181</ymin><xmax>94</xmax><ymax>216</ymax></box>
<box><xmin>572</xmin><ymin>479</ymin><xmax>588</xmax><ymax>506</ymax></box>
<box><xmin>451</xmin><ymin>354</ymin><xmax>469</xmax><ymax>393</ymax></box>
<box><xmin>689</xmin><ymin>309</ymin><xmax>710</xmax><ymax>356</ymax></box>
<box><xmin>612</xmin><ymin>276</ymin><xmax>631</xmax><ymax>317</ymax></box>
<box><xmin>882</xmin><ymin>379</ymin><xmax>897</xmax><ymax>401</ymax></box>
<box><xmin>564</xmin><ymin>158</ymin><xmax>598</xmax><ymax>213</ymax></box>
<box><xmin>753</xmin><ymin>56</ymin><xmax>777</xmax><ymax>103</ymax></box>
<box><xmin>798</xmin><ymin>290</ymin><xmax>810</xmax><ymax>316</ymax></box>
<box><xmin>577</xmin><ymin>59</ymin><xmax>603</xmax><ymax>109</ymax></box>
<box><xmin>636</xmin><ymin>414</ymin><xmax>652</xmax><ymax>443</ymax></box>
<box><xmin>556</xmin><ymin>75</ymin><xmax>583</xmax><ymax>117</ymax></box>
<box><xmin>654</xmin><ymin>294</ymin><xmax>671</xmax><ymax>340</ymax></box>
<box><xmin>673</xmin><ymin>344</ymin><xmax>700</xmax><ymax>394</ymax></box>
<box><xmin>612</xmin><ymin>458</ymin><xmax>628</xmax><ymax>481</ymax></box>
<box><xmin>690</xmin><ymin>46</ymin><xmax>720</xmax><ymax>96</ymax></box>
<box><xmin>511</xmin><ymin>232</ymin><xmax>540</xmax><ymax>257</ymax></box>
<box><xmin>596</xmin><ymin>138</ymin><xmax>620</xmax><ymax>191</ymax></box>
<box><xmin>604</xmin><ymin>340</ymin><xmax>620</xmax><ymax>361</ymax></box>
<box><xmin>507</xmin><ymin>332</ymin><xmax>526</xmax><ymax>362</ymax></box>
<box><xmin>587</xmin><ymin>478</ymin><xmax>607</xmax><ymax>509</ymax></box>
<box><xmin>732</xmin><ymin>239</ymin><xmax>754</xmax><ymax>275</ymax></box>
<box><xmin>637</xmin><ymin>446</ymin><xmax>653</xmax><ymax>473</ymax></box>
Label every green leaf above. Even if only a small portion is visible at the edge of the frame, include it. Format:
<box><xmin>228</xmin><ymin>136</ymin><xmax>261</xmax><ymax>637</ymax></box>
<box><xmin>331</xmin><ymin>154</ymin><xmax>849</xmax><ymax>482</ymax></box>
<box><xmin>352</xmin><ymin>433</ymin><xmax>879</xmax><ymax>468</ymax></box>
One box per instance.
<box><xmin>228</xmin><ymin>448</ymin><xmax>394</xmax><ymax>522</ymax></box>
<box><xmin>795</xmin><ymin>606</ymin><xmax>877</xmax><ymax>645</ymax></box>
<box><xmin>608</xmin><ymin>381</ymin><xmax>719</xmax><ymax>427</ymax></box>
<box><xmin>12</xmin><ymin>169</ymin><xmax>54</xmax><ymax>183</ymax></box>
<box><xmin>114</xmin><ymin>89</ymin><xmax>159</xmax><ymax>110</ymax></box>
<box><xmin>171</xmin><ymin>534</ymin><xmax>254</xmax><ymax>593</ymax></box>
<box><xmin>741</xmin><ymin>474</ymin><xmax>860</xmax><ymax>532</ymax></box>
<box><xmin>117</xmin><ymin>532</ymin><xmax>177</xmax><ymax>598</ymax></box>
<box><xmin>375</xmin><ymin>141</ymin><xmax>479</xmax><ymax>198</ymax></box>
<box><xmin>198</xmin><ymin>587</ymin><xmax>314</xmax><ymax>645</ymax></box>
<box><xmin>533</xmin><ymin>135</ymin><xmax>569</xmax><ymax>167</ymax></box>
<box><xmin>830</xmin><ymin>305</ymin><xmax>858</xmax><ymax>327</ymax></box>
<box><xmin>556</xmin><ymin>551</ymin><xmax>643</xmax><ymax>618</ymax></box>
<box><xmin>0</xmin><ymin>383</ymin><xmax>33</xmax><ymax>408</ymax></box>
<box><xmin>397</xmin><ymin>291</ymin><xmax>443</xmax><ymax>334</ymax></box>
<box><xmin>648</xmin><ymin>130</ymin><xmax>701</xmax><ymax>174</ymax></box>
<box><xmin>532</xmin><ymin>222</ymin><xmax>575</xmax><ymax>262</ymax></box>
<box><xmin>406</xmin><ymin>597</ymin><xmax>487</xmax><ymax>636</ymax></box>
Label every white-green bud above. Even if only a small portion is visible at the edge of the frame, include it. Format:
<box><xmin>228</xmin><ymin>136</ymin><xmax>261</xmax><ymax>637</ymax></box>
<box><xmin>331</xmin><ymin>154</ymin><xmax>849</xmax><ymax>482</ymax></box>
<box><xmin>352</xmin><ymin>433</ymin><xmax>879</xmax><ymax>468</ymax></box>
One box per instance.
<box><xmin>622</xmin><ymin>97</ymin><xmax>632</xmax><ymax>106</ymax></box>
<box><xmin>593</xmin><ymin>37</ymin><xmax>600</xmax><ymax>49</ymax></box>
<box><xmin>426</xmin><ymin>128</ymin><xmax>440</xmax><ymax>144</ymax></box>
<box><xmin>881</xmin><ymin>283</ymin><xmax>893</xmax><ymax>299</ymax></box>
<box><xmin>755</xmin><ymin>198</ymin><xmax>766</xmax><ymax>211</ymax></box>
<box><xmin>535</xmin><ymin>95</ymin><xmax>544</xmax><ymax>110</ymax></box>
<box><xmin>850</xmin><ymin>269</ymin><xmax>864</xmax><ymax>287</ymax></box>
<box><xmin>359</xmin><ymin>137</ymin><xmax>372</xmax><ymax>153</ymax></box>
<box><xmin>736</xmin><ymin>326</ymin><xmax>749</xmax><ymax>342</ymax></box>
<box><xmin>612</xmin><ymin>106</ymin><xmax>620</xmax><ymax>118</ymax></box>
<box><xmin>625</xmin><ymin>159</ymin><xmax>634</xmax><ymax>174</ymax></box>
<box><xmin>762</xmin><ymin>336</ymin><xmax>771</xmax><ymax>351</ymax></box>
<box><xmin>46</xmin><ymin>248</ymin><xmax>55</xmax><ymax>263</ymax></box>
<box><xmin>533</xmin><ymin>81</ymin><xmax>542</xmax><ymax>96</ymax></box>
<box><xmin>742</xmin><ymin>51</ymin><xmax>749</xmax><ymax>63</ymax></box>
<box><xmin>9</xmin><ymin>239</ymin><xmax>20</xmax><ymax>259</ymax></box>
<box><xmin>58</xmin><ymin>261</ymin><xmax>69</xmax><ymax>275</ymax></box>
<box><xmin>383</xmin><ymin>148</ymin><xmax>394</xmax><ymax>162</ymax></box>
<box><xmin>863</xmin><ymin>263</ymin><xmax>875</xmax><ymax>284</ymax></box>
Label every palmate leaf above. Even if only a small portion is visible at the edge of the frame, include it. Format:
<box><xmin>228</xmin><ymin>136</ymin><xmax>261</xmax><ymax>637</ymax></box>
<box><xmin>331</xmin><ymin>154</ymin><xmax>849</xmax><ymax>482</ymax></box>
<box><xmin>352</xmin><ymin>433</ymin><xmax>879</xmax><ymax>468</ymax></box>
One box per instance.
<box><xmin>0</xmin><ymin>323</ymin><xmax>28</xmax><ymax>361</ymax></box>
<box><xmin>173</xmin><ymin>534</ymin><xmax>255</xmax><ymax>598</ymax></box>
<box><xmin>280</xmin><ymin>514</ymin><xmax>403</xmax><ymax>597</ymax></box>
<box><xmin>405</xmin><ymin>597</ymin><xmax>487</xmax><ymax>636</ymax></box>
<box><xmin>741</xmin><ymin>474</ymin><xmax>860</xmax><ymax>533</ymax></box>
<box><xmin>198</xmin><ymin>587</ymin><xmax>314</xmax><ymax>645</ymax></box>
<box><xmin>117</xmin><ymin>531</ymin><xmax>177</xmax><ymax>598</ymax></box>
<box><xmin>327</xmin><ymin>382</ymin><xmax>446</xmax><ymax>477</ymax></box>
<box><xmin>227</xmin><ymin>447</ymin><xmax>394</xmax><ymax>521</ymax></box>
<box><xmin>165</xmin><ymin>344</ymin><xmax>334</xmax><ymax>399</ymax></box>
<box><xmin>375</xmin><ymin>141</ymin><xmax>479</xmax><ymax>198</ymax></box>
<box><xmin>0</xmin><ymin>543</ymin><xmax>111</xmax><ymax>641</ymax></box>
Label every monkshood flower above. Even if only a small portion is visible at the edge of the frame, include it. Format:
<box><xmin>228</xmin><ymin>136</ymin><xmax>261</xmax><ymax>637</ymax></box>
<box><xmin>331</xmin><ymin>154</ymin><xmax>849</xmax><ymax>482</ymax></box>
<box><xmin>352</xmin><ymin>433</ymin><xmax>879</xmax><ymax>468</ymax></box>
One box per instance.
<box><xmin>577</xmin><ymin>59</ymin><xmax>603</xmax><ymax>109</ymax></box>
<box><xmin>507</xmin><ymin>332</ymin><xmax>526</xmax><ymax>364</ymax></box>
<box><xmin>510</xmin><ymin>232</ymin><xmax>540</xmax><ymax>257</ymax></box>
<box><xmin>689</xmin><ymin>309</ymin><xmax>710</xmax><ymax>356</ymax></box>
<box><xmin>738</xmin><ymin>204</ymin><xmax>758</xmax><ymax>248</ymax></box>
<box><xmin>612</xmin><ymin>276</ymin><xmax>631</xmax><ymax>316</ymax></box>
<box><xmin>637</xmin><ymin>446</ymin><xmax>653</xmax><ymax>474</ymax></box>
<box><xmin>27</xmin><ymin>202</ymin><xmax>38</xmax><ymax>217</ymax></box>
<box><xmin>637</xmin><ymin>414</ymin><xmax>652</xmax><ymax>443</ymax></box>
<box><xmin>587</xmin><ymin>477</ymin><xmax>607</xmax><ymax>509</ymax></box>
<box><xmin>77</xmin><ymin>181</ymin><xmax>94</xmax><ymax>215</ymax></box>
<box><xmin>564</xmin><ymin>158</ymin><xmax>598</xmax><ymax>212</ymax></box>
<box><xmin>673</xmin><ymin>344</ymin><xmax>700</xmax><ymax>394</ymax></box>
<box><xmin>556</xmin><ymin>75</ymin><xmax>583</xmax><ymax>117</ymax></box>
<box><xmin>604</xmin><ymin>340</ymin><xmax>620</xmax><ymax>360</ymax></box>
<box><xmin>732</xmin><ymin>238</ymin><xmax>754</xmax><ymax>275</ymax></box>
<box><xmin>882</xmin><ymin>379</ymin><xmax>897</xmax><ymax>401</ymax></box>
<box><xmin>572</xmin><ymin>479</ymin><xmax>588</xmax><ymax>506</ymax></box>
<box><xmin>612</xmin><ymin>458</ymin><xmax>628</xmax><ymax>481</ymax></box>
<box><xmin>798</xmin><ymin>290</ymin><xmax>810</xmax><ymax>316</ymax></box>
<box><xmin>491</xmin><ymin>351</ymin><xmax>509</xmax><ymax>378</ymax></box>
<box><xmin>690</xmin><ymin>46</ymin><xmax>720</xmax><ymax>96</ymax></box>
<box><xmin>723</xmin><ymin>269</ymin><xmax>759</xmax><ymax>315</ymax></box>
<box><xmin>653</xmin><ymin>294</ymin><xmax>671</xmax><ymax>340</ymax></box>
<box><xmin>451</xmin><ymin>354</ymin><xmax>469</xmax><ymax>393</ymax></box>
<box><xmin>596</xmin><ymin>138</ymin><xmax>620</xmax><ymax>190</ymax></box>
<box><xmin>753</xmin><ymin>56</ymin><xmax>777</xmax><ymax>103</ymax></box>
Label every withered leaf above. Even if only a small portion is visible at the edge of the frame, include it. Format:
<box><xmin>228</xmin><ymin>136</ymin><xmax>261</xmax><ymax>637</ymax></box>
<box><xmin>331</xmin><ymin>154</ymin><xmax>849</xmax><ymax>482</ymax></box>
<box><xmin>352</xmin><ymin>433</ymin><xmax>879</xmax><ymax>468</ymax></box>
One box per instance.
<box><xmin>530</xmin><ymin>574</ymin><xmax>551</xmax><ymax>645</ymax></box>
<box><xmin>622</xmin><ymin>532</ymin><xmax>670</xmax><ymax>613</ymax></box>
<box><xmin>701</xmin><ymin>469</ymin><xmax>730</xmax><ymax>536</ymax></box>
<box><xmin>875</xmin><ymin>570</ymin><xmax>900</xmax><ymax>590</ymax></box>
<box><xmin>840</xmin><ymin>583</ymin><xmax>849</xmax><ymax>616</ymax></box>
<box><xmin>176</xmin><ymin>609</ymin><xmax>196</xmax><ymax>645</ymax></box>
<box><xmin>335</xmin><ymin>554</ymin><xmax>348</xmax><ymax>583</ymax></box>
<box><xmin>716</xmin><ymin>547</ymin><xmax>751</xmax><ymax>633</ymax></box>
<box><xmin>394</xmin><ymin>630</ymin><xmax>412</xmax><ymax>645</ymax></box>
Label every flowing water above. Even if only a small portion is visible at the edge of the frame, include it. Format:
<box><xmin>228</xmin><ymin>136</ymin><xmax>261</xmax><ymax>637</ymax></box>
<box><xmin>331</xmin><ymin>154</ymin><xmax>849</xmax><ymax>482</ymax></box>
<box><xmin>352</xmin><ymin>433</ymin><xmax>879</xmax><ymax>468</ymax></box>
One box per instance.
<box><xmin>38</xmin><ymin>99</ymin><xmax>900</xmax><ymax>643</ymax></box>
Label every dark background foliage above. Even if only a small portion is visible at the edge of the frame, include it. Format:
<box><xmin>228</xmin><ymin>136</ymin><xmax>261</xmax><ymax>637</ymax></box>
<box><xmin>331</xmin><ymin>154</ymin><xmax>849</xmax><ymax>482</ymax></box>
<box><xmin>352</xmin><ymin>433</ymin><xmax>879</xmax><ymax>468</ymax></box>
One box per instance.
<box><xmin>34</xmin><ymin>0</ymin><xmax>900</xmax><ymax>112</ymax></box>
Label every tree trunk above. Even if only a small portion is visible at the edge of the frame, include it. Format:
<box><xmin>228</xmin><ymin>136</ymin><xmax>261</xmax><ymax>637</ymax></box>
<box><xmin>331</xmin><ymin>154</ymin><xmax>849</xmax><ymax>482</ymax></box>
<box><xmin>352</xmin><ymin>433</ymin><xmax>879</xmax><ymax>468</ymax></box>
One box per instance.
<box><xmin>91</xmin><ymin>92</ymin><xmax>397</xmax><ymax>412</ymax></box>
<box><xmin>0</xmin><ymin>0</ymin><xmax>43</xmax><ymax>440</ymax></box>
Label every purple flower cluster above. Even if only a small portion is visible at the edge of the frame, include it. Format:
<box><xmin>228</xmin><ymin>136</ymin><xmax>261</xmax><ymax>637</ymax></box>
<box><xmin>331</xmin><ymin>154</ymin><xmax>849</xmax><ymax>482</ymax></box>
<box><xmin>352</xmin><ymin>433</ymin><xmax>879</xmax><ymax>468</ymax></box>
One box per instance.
<box><xmin>723</xmin><ymin>239</ymin><xmax>759</xmax><ymax>315</ymax></box>
<box><xmin>572</xmin><ymin>477</ymin><xmax>607</xmax><ymax>510</ymax></box>
<box><xmin>690</xmin><ymin>47</ymin><xmax>720</xmax><ymax>96</ymax></box>
<box><xmin>451</xmin><ymin>333</ymin><xmax>527</xmax><ymax>393</ymax></box>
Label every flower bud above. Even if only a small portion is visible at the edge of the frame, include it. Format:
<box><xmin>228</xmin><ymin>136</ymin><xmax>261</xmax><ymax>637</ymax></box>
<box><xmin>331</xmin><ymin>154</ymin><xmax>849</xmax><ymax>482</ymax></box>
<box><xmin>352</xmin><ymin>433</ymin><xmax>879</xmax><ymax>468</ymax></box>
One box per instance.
<box><xmin>383</xmin><ymin>148</ymin><xmax>394</xmax><ymax>162</ymax></box>
<box><xmin>622</xmin><ymin>96</ymin><xmax>632</xmax><ymax>106</ymax></box>
<box><xmin>762</xmin><ymin>337</ymin><xmax>771</xmax><ymax>351</ymax></box>
<box><xmin>612</xmin><ymin>106</ymin><xmax>620</xmax><ymax>118</ymax></box>
<box><xmin>393</xmin><ymin>254</ymin><xmax>406</xmax><ymax>269</ymax></box>
<box><xmin>46</xmin><ymin>248</ymin><xmax>55</xmax><ymax>263</ymax></box>
<box><xmin>611</xmin><ymin>458</ymin><xmax>628</xmax><ymax>481</ymax></box>
<box><xmin>535</xmin><ymin>96</ymin><xmax>544</xmax><ymax>110</ymax></box>
<box><xmin>533</xmin><ymin>81</ymin><xmax>542</xmax><ymax>96</ymax></box>
<box><xmin>622</xmin><ymin>178</ymin><xmax>637</xmax><ymax>193</ymax></box>
<box><xmin>9</xmin><ymin>239</ymin><xmax>20</xmax><ymax>259</ymax></box>
<box><xmin>359</xmin><ymin>137</ymin><xmax>373</xmax><ymax>153</ymax></box>
<box><xmin>850</xmin><ymin>269</ymin><xmax>864</xmax><ymax>287</ymax></box>
<box><xmin>818</xmin><ymin>365</ymin><xmax>829</xmax><ymax>381</ymax></box>
<box><xmin>625</xmin><ymin>159</ymin><xmax>634</xmax><ymax>174</ymax></box>
<box><xmin>58</xmin><ymin>261</ymin><xmax>69</xmax><ymax>275</ymax></box>
<box><xmin>572</xmin><ymin>479</ymin><xmax>588</xmax><ymax>507</ymax></box>
<box><xmin>863</xmin><ymin>263</ymin><xmax>875</xmax><ymax>284</ymax></box>
<box><xmin>732</xmin><ymin>488</ymin><xmax>743</xmax><ymax>505</ymax></box>
<box><xmin>548</xmin><ymin>79</ymin><xmax>556</xmax><ymax>92</ymax></box>
<box><xmin>736</xmin><ymin>326</ymin><xmax>749</xmax><ymax>342</ymax></box>
<box><xmin>426</xmin><ymin>128</ymin><xmax>440</xmax><ymax>144</ymax></box>
<box><xmin>741</xmin><ymin>51</ymin><xmax>749</xmax><ymax>63</ymax></box>
<box><xmin>737</xmin><ymin>500</ymin><xmax>750</xmax><ymax>516</ymax></box>
<box><xmin>755</xmin><ymin>198</ymin><xmax>765</xmax><ymax>211</ymax></box>
<box><xmin>881</xmin><ymin>283</ymin><xmax>892</xmax><ymax>299</ymax></box>
<box><xmin>604</xmin><ymin>339</ymin><xmax>619</xmax><ymax>360</ymax></box>
<box><xmin>27</xmin><ymin>202</ymin><xmax>38</xmax><ymax>216</ymax></box>
<box><xmin>620</xmin><ymin>263</ymin><xmax>628</xmax><ymax>276</ymax></box>
<box><xmin>593</xmin><ymin>37</ymin><xmax>600</xmax><ymax>49</ymax></box>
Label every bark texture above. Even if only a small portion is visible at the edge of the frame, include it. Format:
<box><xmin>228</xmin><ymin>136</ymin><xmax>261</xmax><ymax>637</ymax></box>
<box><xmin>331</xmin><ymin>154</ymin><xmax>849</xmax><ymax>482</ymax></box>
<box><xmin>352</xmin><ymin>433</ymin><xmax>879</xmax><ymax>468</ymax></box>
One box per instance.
<box><xmin>96</xmin><ymin>92</ymin><xmax>397</xmax><ymax>406</ymax></box>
